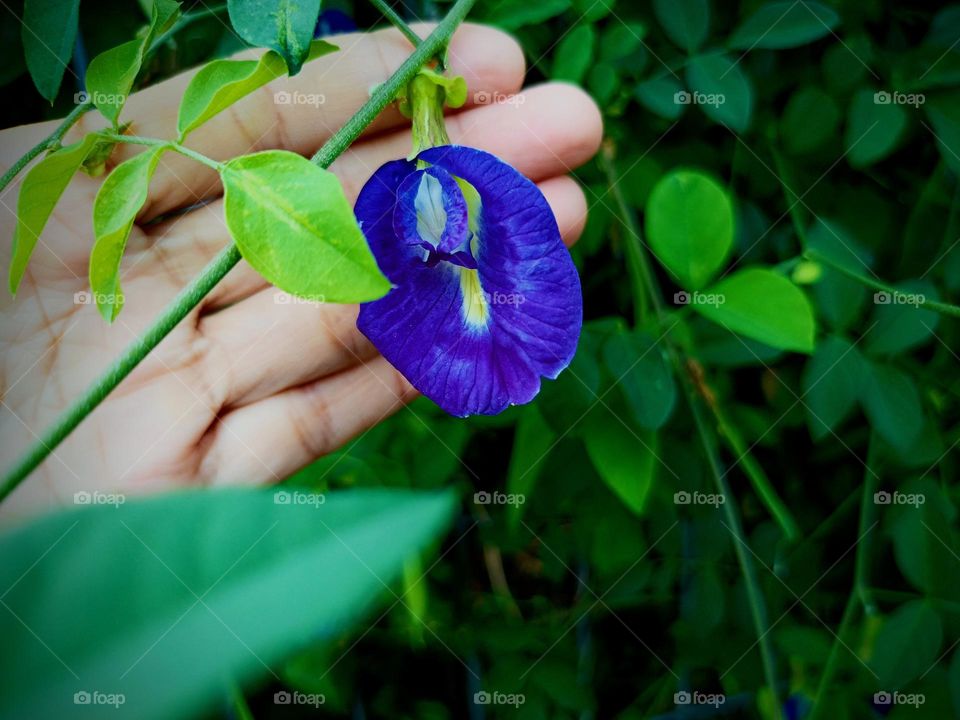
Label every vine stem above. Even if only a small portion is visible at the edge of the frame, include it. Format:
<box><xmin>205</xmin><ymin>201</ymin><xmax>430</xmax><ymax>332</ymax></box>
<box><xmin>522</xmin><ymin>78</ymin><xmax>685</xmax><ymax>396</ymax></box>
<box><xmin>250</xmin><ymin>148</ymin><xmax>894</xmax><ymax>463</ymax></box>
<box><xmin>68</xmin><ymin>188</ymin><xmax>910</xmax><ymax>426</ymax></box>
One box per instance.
<box><xmin>601</xmin><ymin>147</ymin><xmax>782</xmax><ymax>716</ymax></box>
<box><xmin>0</xmin><ymin>0</ymin><xmax>479</xmax><ymax>502</ymax></box>
<box><xmin>368</xmin><ymin>0</ymin><xmax>424</xmax><ymax>51</ymax></box>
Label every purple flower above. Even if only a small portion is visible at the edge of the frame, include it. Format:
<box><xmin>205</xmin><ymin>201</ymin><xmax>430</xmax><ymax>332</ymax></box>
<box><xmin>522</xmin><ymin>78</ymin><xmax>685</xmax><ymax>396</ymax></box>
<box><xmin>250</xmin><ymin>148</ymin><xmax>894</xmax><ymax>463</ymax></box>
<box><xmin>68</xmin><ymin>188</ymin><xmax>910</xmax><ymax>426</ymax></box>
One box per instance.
<box><xmin>356</xmin><ymin>145</ymin><xmax>582</xmax><ymax>417</ymax></box>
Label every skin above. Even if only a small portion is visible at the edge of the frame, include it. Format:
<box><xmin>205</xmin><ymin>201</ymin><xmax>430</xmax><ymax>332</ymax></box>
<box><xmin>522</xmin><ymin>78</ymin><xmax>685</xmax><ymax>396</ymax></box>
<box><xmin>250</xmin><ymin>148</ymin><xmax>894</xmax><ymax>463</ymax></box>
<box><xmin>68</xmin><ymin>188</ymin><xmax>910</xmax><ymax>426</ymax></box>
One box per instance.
<box><xmin>0</xmin><ymin>23</ymin><xmax>603</xmax><ymax>524</ymax></box>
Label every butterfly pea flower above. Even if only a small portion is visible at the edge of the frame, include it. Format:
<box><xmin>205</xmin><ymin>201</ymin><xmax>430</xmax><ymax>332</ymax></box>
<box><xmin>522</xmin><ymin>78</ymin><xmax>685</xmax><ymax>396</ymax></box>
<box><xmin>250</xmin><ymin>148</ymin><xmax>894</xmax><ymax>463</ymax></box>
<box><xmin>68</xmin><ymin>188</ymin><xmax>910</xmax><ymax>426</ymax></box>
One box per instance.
<box><xmin>355</xmin><ymin>145</ymin><xmax>582</xmax><ymax>416</ymax></box>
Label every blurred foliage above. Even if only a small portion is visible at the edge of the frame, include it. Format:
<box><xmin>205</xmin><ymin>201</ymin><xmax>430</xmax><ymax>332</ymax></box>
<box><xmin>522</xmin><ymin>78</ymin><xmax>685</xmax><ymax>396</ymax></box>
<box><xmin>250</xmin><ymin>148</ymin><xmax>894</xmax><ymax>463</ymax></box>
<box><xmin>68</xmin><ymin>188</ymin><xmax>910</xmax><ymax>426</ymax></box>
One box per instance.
<box><xmin>3</xmin><ymin>0</ymin><xmax>960</xmax><ymax>718</ymax></box>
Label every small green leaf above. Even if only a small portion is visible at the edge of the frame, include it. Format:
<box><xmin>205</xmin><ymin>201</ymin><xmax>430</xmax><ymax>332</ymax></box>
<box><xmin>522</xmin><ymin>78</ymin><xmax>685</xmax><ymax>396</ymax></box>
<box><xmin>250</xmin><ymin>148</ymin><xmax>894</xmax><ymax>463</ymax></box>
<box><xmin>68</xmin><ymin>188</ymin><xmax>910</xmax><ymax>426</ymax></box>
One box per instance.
<box><xmin>478</xmin><ymin>0</ymin><xmax>571</xmax><ymax>30</ymax></box>
<box><xmin>552</xmin><ymin>24</ymin><xmax>596</xmax><ymax>84</ymax></box>
<box><xmin>0</xmin><ymin>487</ymin><xmax>455</xmax><ymax>720</ymax></box>
<box><xmin>506</xmin><ymin>406</ymin><xmax>556</xmax><ymax>529</ymax></box>
<box><xmin>653</xmin><ymin>0</ymin><xmax>709</xmax><ymax>52</ymax></box>
<box><xmin>729</xmin><ymin>0</ymin><xmax>839</xmax><ymax>50</ymax></box>
<box><xmin>228</xmin><ymin>0</ymin><xmax>322</xmax><ymax>75</ymax></box>
<box><xmin>871</xmin><ymin>600</ymin><xmax>942</xmax><ymax>689</ymax></box>
<box><xmin>694</xmin><ymin>268</ymin><xmax>816</xmax><ymax>353</ymax></box>
<box><xmin>177</xmin><ymin>40</ymin><xmax>337</xmax><ymax>140</ymax></box>
<box><xmin>645</xmin><ymin>169</ymin><xmax>734</xmax><ymax>289</ymax></box>
<box><xmin>583</xmin><ymin>410</ymin><xmax>658</xmax><ymax>515</ymax></box>
<box><xmin>802</xmin><ymin>335</ymin><xmax>865</xmax><ymax>440</ymax></box>
<box><xmin>634</xmin><ymin>75</ymin><xmax>687</xmax><ymax>120</ymax></box>
<box><xmin>806</xmin><ymin>218</ymin><xmax>871</xmax><ymax>331</ymax></box>
<box><xmin>780</xmin><ymin>86</ymin><xmax>840</xmax><ymax>155</ymax></box>
<box><xmin>22</xmin><ymin>0</ymin><xmax>79</xmax><ymax>101</ymax></box>
<box><xmin>221</xmin><ymin>150</ymin><xmax>390</xmax><ymax>303</ymax></box>
<box><xmin>845</xmin><ymin>89</ymin><xmax>908</xmax><ymax>168</ymax></box>
<box><xmin>860</xmin><ymin>362</ymin><xmax>923</xmax><ymax>451</ymax></box>
<box><xmin>865</xmin><ymin>279</ymin><xmax>941</xmax><ymax>356</ymax></box>
<box><xmin>602</xmin><ymin>331</ymin><xmax>676</xmax><ymax>430</ymax></box>
<box><xmin>685</xmin><ymin>53</ymin><xmax>754</xmax><ymax>132</ymax></box>
<box><xmin>9</xmin><ymin>135</ymin><xmax>97</xmax><ymax>294</ymax></box>
<box><xmin>90</xmin><ymin>146</ymin><xmax>168</xmax><ymax>322</ymax></box>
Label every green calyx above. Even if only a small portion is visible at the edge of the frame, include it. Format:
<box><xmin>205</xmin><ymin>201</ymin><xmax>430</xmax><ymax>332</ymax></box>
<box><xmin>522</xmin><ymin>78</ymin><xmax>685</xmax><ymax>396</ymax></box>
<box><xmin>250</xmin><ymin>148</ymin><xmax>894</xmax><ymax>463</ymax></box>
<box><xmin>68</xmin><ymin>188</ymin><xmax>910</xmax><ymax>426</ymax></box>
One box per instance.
<box><xmin>401</xmin><ymin>68</ymin><xmax>467</xmax><ymax>159</ymax></box>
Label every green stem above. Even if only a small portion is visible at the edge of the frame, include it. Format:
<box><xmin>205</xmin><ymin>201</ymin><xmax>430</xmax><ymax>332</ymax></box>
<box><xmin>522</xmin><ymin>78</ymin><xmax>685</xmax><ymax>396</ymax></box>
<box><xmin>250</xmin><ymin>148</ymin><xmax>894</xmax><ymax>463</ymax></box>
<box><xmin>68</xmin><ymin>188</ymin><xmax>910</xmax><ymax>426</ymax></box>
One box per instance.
<box><xmin>103</xmin><ymin>134</ymin><xmax>223</xmax><ymax>170</ymax></box>
<box><xmin>0</xmin><ymin>0</ymin><xmax>479</xmax><ymax>502</ymax></box>
<box><xmin>0</xmin><ymin>103</ymin><xmax>90</xmax><ymax>194</ymax></box>
<box><xmin>806</xmin><ymin>249</ymin><xmax>960</xmax><ymax>319</ymax></box>
<box><xmin>368</xmin><ymin>0</ymin><xmax>424</xmax><ymax>50</ymax></box>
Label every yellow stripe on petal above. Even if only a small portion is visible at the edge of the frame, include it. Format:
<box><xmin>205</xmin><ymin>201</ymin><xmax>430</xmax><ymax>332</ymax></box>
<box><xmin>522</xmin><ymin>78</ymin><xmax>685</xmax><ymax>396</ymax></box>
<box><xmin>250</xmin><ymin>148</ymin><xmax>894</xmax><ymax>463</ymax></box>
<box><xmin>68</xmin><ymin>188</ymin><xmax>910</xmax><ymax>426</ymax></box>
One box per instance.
<box><xmin>459</xmin><ymin>267</ymin><xmax>489</xmax><ymax>329</ymax></box>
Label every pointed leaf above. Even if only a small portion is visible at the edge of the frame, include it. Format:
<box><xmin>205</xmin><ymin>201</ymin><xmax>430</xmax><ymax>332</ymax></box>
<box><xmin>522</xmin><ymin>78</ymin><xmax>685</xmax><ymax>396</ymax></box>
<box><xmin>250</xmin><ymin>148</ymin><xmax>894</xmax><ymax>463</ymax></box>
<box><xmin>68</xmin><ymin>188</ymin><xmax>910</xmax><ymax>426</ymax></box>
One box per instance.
<box><xmin>22</xmin><ymin>0</ymin><xmax>79</xmax><ymax>101</ymax></box>
<box><xmin>729</xmin><ymin>0</ymin><xmax>839</xmax><ymax>50</ymax></box>
<box><xmin>685</xmin><ymin>53</ymin><xmax>754</xmax><ymax>132</ymax></box>
<box><xmin>228</xmin><ymin>0</ymin><xmax>322</xmax><ymax>75</ymax></box>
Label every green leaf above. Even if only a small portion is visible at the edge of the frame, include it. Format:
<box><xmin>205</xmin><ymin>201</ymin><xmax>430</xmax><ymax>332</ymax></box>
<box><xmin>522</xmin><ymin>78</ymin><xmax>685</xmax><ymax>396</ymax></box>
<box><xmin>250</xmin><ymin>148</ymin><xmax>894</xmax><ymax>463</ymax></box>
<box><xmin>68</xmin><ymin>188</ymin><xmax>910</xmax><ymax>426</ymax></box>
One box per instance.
<box><xmin>221</xmin><ymin>150</ymin><xmax>390</xmax><ymax>302</ymax></box>
<box><xmin>845</xmin><ymin>89</ymin><xmax>908</xmax><ymax>168</ymax></box>
<box><xmin>780</xmin><ymin>86</ymin><xmax>840</xmax><ymax>155</ymax></box>
<box><xmin>645</xmin><ymin>169</ymin><xmax>734</xmax><ymax>289</ymax></box>
<box><xmin>806</xmin><ymin>218</ymin><xmax>871</xmax><ymax>331</ymax></box>
<box><xmin>479</xmin><ymin>0</ymin><xmax>571</xmax><ymax>30</ymax></box>
<box><xmin>22</xmin><ymin>0</ymin><xmax>79</xmax><ymax>101</ymax></box>
<box><xmin>506</xmin><ymin>406</ymin><xmax>556</xmax><ymax>529</ymax></box>
<box><xmin>728</xmin><ymin>0</ymin><xmax>839</xmax><ymax>50</ymax></box>
<box><xmin>865</xmin><ymin>279</ymin><xmax>941</xmax><ymax>356</ymax></box>
<box><xmin>891</xmin><ymin>479</ymin><xmax>960</xmax><ymax>602</ymax></box>
<box><xmin>653</xmin><ymin>0</ymin><xmax>709</xmax><ymax>52</ymax></box>
<box><xmin>694</xmin><ymin>268</ymin><xmax>816</xmax><ymax>353</ymax></box>
<box><xmin>0</xmin><ymin>487</ymin><xmax>455</xmax><ymax>720</ymax></box>
<box><xmin>926</xmin><ymin>91</ymin><xmax>960</xmax><ymax>175</ymax></box>
<box><xmin>9</xmin><ymin>135</ymin><xmax>97</xmax><ymax>294</ymax></box>
<box><xmin>90</xmin><ymin>145</ymin><xmax>168</xmax><ymax>322</ymax></box>
<box><xmin>552</xmin><ymin>25</ymin><xmax>596</xmax><ymax>84</ymax></box>
<box><xmin>227</xmin><ymin>0</ymin><xmax>322</xmax><ymax>75</ymax></box>
<box><xmin>685</xmin><ymin>53</ymin><xmax>754</xmax><ymax>132</ymax></box>
<box><xmin>177</xmin><ymin>40</ymin><xmax>337</xmax><ymax>140</ymax></box>
<box><xmin>602</xmin><ymin>331</ymin><xmax>676</xmax><ymax>430</ymax></box>
<box><xmin>634</xmin><ymin>75</ymin><xmax>687</xmax><ymax>120</ymax></box>
<box><xmin>582</xmin><ymin>410</ymin><xmax>658</xmax><ymax>515</ymax></box>
<box><xmin>860</xmin><ymin>362</ymin><xmax>923</xmax><ymax>451</ymax></box>
<box><xmin>801</xmin><ymin>335</ymin><xmax>865</xmax><ymax>440</ymax></box>
<box><xmin>871</xmin><ymin>600</ymin><xmax>942</xmax><ymax>689</ymax></box>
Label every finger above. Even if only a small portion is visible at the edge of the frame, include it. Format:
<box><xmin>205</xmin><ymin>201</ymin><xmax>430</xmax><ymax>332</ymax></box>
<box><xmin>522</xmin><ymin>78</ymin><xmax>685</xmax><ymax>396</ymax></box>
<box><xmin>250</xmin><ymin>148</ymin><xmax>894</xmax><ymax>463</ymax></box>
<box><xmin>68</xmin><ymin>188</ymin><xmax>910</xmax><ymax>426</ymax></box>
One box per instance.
<box><xmin>142</xmin><ymin>82</ymin><xmax>602</xmax><ymax>286</ymax></box>
<box><xmin>199</xmin><ymin>355</ymin><xmax>417</xmax><ymax>485</ymax></box>
<box><xmin>197</xmin><ymin>173</ymin><xmax>590</xmax><ymax>407</ymax></box>
<box><xmin>71</xmin><ymin>22</ymin><xmax>526</xmax><ymax>219</ymax></box>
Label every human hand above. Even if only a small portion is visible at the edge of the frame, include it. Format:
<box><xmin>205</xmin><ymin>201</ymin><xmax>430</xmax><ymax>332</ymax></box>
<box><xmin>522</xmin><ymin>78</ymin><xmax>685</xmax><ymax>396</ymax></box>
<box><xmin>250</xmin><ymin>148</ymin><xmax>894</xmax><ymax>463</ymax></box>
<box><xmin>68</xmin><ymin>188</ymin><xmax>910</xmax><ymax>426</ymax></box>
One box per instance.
<box><xmin>0</xmin><ymin>23</ymin><xmax>602</xmax><ymax>522</ymax></box>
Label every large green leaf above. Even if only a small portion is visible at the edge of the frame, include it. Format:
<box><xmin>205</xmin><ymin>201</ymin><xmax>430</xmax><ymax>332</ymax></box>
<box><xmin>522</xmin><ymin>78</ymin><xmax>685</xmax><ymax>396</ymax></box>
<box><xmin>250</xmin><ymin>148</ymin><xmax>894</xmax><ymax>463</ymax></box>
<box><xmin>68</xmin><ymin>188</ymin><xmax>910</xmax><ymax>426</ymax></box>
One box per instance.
<box><xmin>729</xmin><ymin>0</ymin><xmax>839</xmax><ymax>49</ymax></box>
<box><xmin>845</xmin><ymin>89</ymin><xmax>908</xmax><ymax>168</ymax></box>
<box><xmin>871</xmin><ymin>601</ymin><xmax>943</xmax><ymax>689</ymax></box>
<box><xmin>582</xmin><ymin>410</ymin><xmax>658</xmax><ymax>515</ymax></box>
<box><xmin>90</xmin><ymin>146</ymin><xmax>168</xmax><ymax>322</ymax></box>
<box><xmin>801</xmin><ymin>335</ymin><xmax>865</xmax><ymax>440</ymax></box>
<box><xmin>221</xmin><ymin>150</ymin><xmax>390</xmax><ymax>303</ymax></box>
<box><xmin>685</xmin><ymin>53</ymin><xmax>754</xmax><ymax>132</ymax></box>
<box><xmin>602</xmin><ymin>331</ymin><xmax>676</xmax><ymax>430</ymax></box>
<box><xmin>228</xmin><ymin>0</ymin><xmax>322</xmax><ymax>75</ymax></box>
<box><xmin>9</xmin><ymin>135</ymin><xmax>97</xmax><ymax>294</ymax></box>
<box><xmin>552</xmin><ymin>25</ymin><xmax>596</xmax><ymax>84</ymax></box>
<box><xmin>645</xmin><ymin>169</ymin><xmax>734</xmax><ymax>289</ymax></box>
<box><xmin>22</xmin><ymin>0</ymin><xmax>79</xmax><ymax>101</ymax></box>
<box><xmin>694</xmin><ymin>268</ymin><xmax>816</xmax><ymax>353</ymax></box>
<box><xmin>653</xmin><ymin>0</ymin><xmax>709</xmax><ymax>52</ymax></box>
<box><xmin>177</xmin><ymin>40</ymin><xmax>337</xmax><ymax>140</ymax></box>
<box><xmin>0</xmin><ymin>487</ymin><xmax>455</xmax><ymax>720</ymax></box>
<box><xmin>780</xmin><ymin>86</ymin><xmax>840</xmax><ymax>155</ymax></box>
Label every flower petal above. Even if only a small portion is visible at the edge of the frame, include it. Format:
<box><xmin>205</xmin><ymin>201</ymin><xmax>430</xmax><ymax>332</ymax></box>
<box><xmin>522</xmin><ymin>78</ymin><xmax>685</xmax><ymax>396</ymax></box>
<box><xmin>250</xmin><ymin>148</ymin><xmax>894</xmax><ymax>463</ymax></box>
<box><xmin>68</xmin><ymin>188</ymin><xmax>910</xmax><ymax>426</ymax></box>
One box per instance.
<box><xmin>393</xmin><ymin>166</ymin><xmax>475</xmax><ymax>268</ymax></box>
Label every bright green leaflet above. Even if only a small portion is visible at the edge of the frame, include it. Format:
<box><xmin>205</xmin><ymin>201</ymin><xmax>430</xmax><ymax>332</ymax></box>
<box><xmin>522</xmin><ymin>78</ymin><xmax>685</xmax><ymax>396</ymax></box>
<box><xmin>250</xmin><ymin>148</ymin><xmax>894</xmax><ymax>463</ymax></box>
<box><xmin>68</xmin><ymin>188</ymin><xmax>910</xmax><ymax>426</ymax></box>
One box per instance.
<box><xmin>801</xmin><ymin>335</ymin><xmax>864</xmax><ymax>440</ymax></box>
<box><xmin>228</xmin><ymin>0</ymin><xmax>322</xmax><ymax>75</ymax></box>
<box><xmin>685</xmin><ymin>53</ymin><xmax>754</xmax><ymax>132</ymax></box>
<box><xmin>552</xmin><ymin>24</ymin><xmax>596</xmax><ymax>84</ymax></box>
<box><xmin>9</xmin><ymin>135</ymin><xmax>97</xmax><ymax>294</ymax></box>
<box><xmin>90</xmin><ymin>145</ymin><xmax>169</xmax><ymax>322</ymax></box>
<box><xmin>728</xmin><ymin>0</ymin><xmax>839</xmax><ymax>50</ymax></box>
<box><xmin>845</xmin><ymin>89</ymin><xmax>908</xmax><ymax>168</ymax></box>
<box><xmin>22</xmin><ymin>0</ymin><xmax>79</xmax><ymax>102</ymax></box>
<box><xmin>221</xmin><ymin>150</ymin><xmax>391</xmax><ymax>303</ymax></box>
<box><xmin>177</xmin><ymin>39</ymin><xmax>338</xmax><ymax>140</ymax></box>
<box><xmin>694</xmin><ymin>268</ymin><xmax>816</xmax><ymax>353</ymax></box>
<box><xmin>583</xmin><ymin>410</ymin><xmax>657</xmax><ymax>516</ymax></box>
<box><xmin>85</xmin><ymin>0</ymin><xmax>181</xmax><ymax>125</ymax></box>
<box><xmin>653</xmin><ymin>0</ymin><xmax>709</xmax><ymax>52</ymax></box>
<box><xmin>645</xmin><ymin>169</ymin><xmax>734</xmax><ymax>289</ymax></box>
<box><xmin>0</xmin><ymin>487</ymin><xmax>455</xmax><ymax>720</ymax></box>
